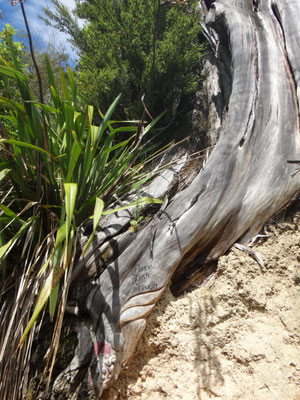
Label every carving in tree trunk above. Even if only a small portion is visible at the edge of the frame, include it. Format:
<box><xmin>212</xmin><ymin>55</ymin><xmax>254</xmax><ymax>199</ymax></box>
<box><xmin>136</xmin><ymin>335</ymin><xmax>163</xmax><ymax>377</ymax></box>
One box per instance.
<box><xmin>52</xmin><ymin>0</ymin><xmax>300</xmax><ymax>397</ymax></box>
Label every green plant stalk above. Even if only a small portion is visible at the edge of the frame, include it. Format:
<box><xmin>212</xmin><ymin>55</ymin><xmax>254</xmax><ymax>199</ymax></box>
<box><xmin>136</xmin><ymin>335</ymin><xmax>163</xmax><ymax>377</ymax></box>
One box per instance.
<box><xmin>20</xmin><ymin>0</ymin><xmax>48</xmax><ymax>152</ymax></box>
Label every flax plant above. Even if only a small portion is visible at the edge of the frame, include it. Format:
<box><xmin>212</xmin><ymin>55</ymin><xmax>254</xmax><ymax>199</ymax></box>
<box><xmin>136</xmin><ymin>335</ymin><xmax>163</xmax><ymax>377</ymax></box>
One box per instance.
<box><xmin>0</xmin><ymin>35</ymin><xmax>165</xmax><ymax>398</ymax></box>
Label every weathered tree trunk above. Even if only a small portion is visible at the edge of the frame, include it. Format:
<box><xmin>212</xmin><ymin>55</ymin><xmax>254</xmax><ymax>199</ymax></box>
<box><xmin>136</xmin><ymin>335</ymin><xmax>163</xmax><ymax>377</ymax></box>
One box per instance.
<box><xmin>52</xmin><ymin>0</ymin><xmax>300</xmax><ymax>397</ymax></box>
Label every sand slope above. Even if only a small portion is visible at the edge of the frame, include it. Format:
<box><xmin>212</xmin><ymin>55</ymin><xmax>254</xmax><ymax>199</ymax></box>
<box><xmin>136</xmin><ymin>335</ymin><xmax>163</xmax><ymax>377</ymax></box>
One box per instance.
<box><xmin>104</xmin><ymin>212</ymin><xmax>300</xmax><ymax>400</ymax></box>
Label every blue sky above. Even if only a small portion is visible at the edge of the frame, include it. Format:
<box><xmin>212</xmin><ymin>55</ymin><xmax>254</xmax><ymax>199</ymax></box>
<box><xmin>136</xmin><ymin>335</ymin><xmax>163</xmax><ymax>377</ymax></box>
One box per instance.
<box><xmin>0</xmin><ymin>0</ymin><xmax>78</xmax><ymax>64</ymax></box>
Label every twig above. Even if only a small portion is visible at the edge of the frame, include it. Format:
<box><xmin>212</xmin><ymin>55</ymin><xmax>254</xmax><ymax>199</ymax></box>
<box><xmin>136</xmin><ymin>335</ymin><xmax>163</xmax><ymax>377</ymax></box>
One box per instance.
<box><xmin>233</xmin><ymin>243</ymin><xmax>265</xmax><ymax>269</ymax></box>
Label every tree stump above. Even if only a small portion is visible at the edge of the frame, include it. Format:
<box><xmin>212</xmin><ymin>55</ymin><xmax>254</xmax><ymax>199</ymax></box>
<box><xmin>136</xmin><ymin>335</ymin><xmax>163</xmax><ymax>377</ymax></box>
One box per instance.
<box><xmin>52</xmin><ymin>0</ymin><xmax>300</xmax><ymax>397</ymax></box>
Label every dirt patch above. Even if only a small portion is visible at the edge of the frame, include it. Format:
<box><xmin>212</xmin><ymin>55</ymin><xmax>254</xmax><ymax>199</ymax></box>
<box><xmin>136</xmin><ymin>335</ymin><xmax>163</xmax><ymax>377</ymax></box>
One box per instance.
<box><xmin>104</xmin><ymin>213</ymin><xmax>300</xmax><ymax>399</ymax></box>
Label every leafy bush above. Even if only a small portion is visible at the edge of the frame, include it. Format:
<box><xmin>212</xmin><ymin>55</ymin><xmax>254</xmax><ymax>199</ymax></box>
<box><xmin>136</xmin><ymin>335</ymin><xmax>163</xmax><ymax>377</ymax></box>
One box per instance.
<box><xmin>43</xmin><ymin>0</ymin><xmax>205</xmax><ymax>123</ymax></box>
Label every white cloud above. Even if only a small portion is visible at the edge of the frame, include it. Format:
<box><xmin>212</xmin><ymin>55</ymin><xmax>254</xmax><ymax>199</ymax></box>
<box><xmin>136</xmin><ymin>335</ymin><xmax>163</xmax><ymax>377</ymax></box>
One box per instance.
<box><xmin>25</xmin><ymin>0</ymin><xmax>78</xmax><ymax>62</ymax></box>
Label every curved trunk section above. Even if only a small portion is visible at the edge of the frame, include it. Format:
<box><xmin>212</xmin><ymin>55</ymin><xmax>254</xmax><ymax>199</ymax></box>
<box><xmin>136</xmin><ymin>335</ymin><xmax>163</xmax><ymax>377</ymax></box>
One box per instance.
<box><xmin>53</xmin><ymin>1</ymin><xmax>300</xmax><ymax>397</ymax></box>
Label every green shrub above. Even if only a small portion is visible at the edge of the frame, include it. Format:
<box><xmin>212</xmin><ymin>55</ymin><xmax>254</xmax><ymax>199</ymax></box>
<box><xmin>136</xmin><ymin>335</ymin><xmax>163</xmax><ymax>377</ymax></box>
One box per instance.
<box><xmin>43</xmin><ymin>0</ymin><xmax>205</xmax><ymax>123</ymax></box>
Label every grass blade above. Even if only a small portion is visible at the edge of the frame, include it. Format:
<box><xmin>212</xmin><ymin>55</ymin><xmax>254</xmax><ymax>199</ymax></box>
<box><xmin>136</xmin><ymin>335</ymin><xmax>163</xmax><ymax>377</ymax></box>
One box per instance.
<box><xmin>66</xmin><ymin>139</ymin><xmax>81</xmax><ymax>182</ymax></box>
<box><xmin>82</xmin><ymin>197</ymin><xmax>104</xmax><ymax>255</ymax></box>
<box><xmin>64</xmin><ymin>183</ymin><xmax>77</xmax><ymax>256</ymax></box>
<box><xmin>0</xmin><ymin>216</ymin><xmax>34</xmax><ymax>260</ymax></box>
<box><xmin>0</xmin><ymin>139</ymin><xmax>53</xmax><ymax>158</ymax></box>
<box><xmin>100</xmin><ymin>197</ymin><xmax>163</xmax><ymax>216</ymax></box>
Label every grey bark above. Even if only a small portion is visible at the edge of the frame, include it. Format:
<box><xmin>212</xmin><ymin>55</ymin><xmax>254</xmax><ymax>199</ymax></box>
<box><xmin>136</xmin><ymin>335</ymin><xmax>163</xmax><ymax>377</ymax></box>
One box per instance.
<box><xmin>52</xmin><ymin>0</ymin><xmax>300</xmax><ymax>397</ymax></box>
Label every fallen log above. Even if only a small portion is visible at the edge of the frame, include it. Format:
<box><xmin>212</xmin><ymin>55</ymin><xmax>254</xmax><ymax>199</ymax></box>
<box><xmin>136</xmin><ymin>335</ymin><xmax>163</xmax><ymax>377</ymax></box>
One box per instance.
<box><xmin>52</xmin><ymin>0</ymin><xmax>300</xmax><ymax>397</ymax></box>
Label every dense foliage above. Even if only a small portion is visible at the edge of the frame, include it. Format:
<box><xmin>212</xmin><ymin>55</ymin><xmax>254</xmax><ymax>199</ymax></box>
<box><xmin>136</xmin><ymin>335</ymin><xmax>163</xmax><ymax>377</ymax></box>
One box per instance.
<box><xmin>42</xmin><ymin>0</ymin><xmax>205</xmax><ymax>123</ymax></box>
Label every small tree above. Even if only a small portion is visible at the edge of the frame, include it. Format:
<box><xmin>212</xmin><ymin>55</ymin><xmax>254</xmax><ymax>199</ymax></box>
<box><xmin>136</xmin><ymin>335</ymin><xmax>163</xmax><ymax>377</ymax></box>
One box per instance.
<box><xmin>42</xmin><ymin>0</ymin><xmax>205</xmax><ymax>123</ymax></box>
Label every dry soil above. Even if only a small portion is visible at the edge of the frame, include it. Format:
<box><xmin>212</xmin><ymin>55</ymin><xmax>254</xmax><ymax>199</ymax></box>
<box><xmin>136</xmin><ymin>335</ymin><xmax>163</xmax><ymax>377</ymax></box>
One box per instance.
<box><xmin>104</xmin><ymin>210</ymin><xmax>300</xmax><ymax>400</ymax></box>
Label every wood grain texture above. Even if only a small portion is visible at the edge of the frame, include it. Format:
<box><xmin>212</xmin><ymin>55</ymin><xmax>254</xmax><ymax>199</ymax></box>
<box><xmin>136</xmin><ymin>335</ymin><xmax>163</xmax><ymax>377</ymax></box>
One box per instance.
<box><xmin>52</xmin><ymin>1</ymin><xmax>300</xmax><ymax>397</ymax></box>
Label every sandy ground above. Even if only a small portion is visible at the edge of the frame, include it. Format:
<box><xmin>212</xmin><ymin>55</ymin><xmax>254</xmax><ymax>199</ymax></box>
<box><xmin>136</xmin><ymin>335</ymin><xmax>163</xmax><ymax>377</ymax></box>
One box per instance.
<box><xmin>104</xmin><ymin>211</ymin><xmax>300</xmax><ymax>400</ymax></box>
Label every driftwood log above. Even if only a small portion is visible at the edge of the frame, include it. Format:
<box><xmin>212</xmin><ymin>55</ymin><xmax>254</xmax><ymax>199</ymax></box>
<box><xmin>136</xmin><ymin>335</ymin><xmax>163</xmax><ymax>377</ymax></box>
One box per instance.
<box><xmin>52</xmin><ymin>0</ymin><xmax>300</xmax><ymax>397</ymax></box>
